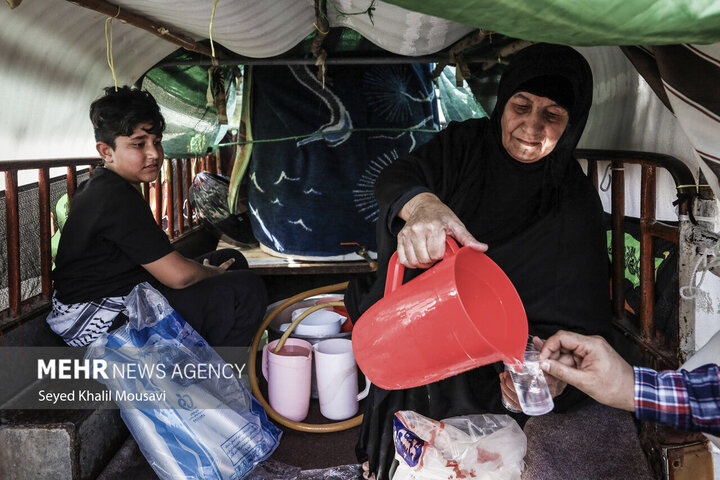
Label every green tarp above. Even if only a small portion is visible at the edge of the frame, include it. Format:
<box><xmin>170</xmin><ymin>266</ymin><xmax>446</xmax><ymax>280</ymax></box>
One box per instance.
<box><xmin>386</xmin><ymin>0</ymin><xmax>720</xmax><ymax>45</ymax></box>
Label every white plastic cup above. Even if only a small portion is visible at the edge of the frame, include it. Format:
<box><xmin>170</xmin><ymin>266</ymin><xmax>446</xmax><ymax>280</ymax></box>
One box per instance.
<box><xmin>313</xmin><ymin>339</ymin><xmax>371</xmax><ymax>420</ymax></box>
<box><xmin>503</xmin><ymin>337</ymin><xmax>554</xmax><ymax>416</ymax></box>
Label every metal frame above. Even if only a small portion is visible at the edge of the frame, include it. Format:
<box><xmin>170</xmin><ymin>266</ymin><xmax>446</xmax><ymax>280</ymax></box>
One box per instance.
<box><xmin>577</xmin><ymin>149</ymin><xmax>697</xmax><ymax>370</ymax></box>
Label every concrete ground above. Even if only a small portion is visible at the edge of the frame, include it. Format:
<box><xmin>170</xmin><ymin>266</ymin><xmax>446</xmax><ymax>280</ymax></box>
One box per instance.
<box><xmin>97</xmin><ymin>435</ymin><xmax>362</xmax><ymax>480</ymax></box>
<box><xmin>97</xmin><ymin>396</ymin><xmax>363</xmax><ymax>480</ymax></box>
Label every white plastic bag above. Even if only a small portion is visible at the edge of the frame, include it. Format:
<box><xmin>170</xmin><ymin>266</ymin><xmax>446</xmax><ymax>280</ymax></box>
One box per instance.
<box><xmin>85</xmin><ymin>282</ymin><xmax>281</xmax><ymax>480</ymax></box>
<box><xmin>391</xmin><ymin>410</ymin><xmax>526</xmax><ymax>480</ymax></box>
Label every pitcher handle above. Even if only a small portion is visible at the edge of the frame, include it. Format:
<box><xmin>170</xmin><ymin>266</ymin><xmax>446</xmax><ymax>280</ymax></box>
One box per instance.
<box><xmin>385</xmin><ymin>236</ymin><xmax>460</xmax><ymax>296</ymax></box>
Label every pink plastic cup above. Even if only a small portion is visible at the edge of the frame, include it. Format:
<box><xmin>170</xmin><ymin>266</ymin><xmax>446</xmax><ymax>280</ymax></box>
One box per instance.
<box><xmin>262</xmin><ymin>338</ymin><xmax>313</xmax><ymax>421</ymax></box>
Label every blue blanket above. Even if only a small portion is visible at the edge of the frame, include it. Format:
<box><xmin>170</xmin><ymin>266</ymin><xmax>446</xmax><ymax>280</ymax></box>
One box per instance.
<box><xmin>248</xmin><ymin>64</ymin><xmax>438</xmax><ymax>256</ymax></box>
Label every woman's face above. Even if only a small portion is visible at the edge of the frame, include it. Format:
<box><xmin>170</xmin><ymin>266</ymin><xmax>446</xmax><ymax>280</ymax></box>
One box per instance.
<box><xmin>501</xmin><ymin>91</ymin><xmax>570</xmax><ymax>163</ymax></box>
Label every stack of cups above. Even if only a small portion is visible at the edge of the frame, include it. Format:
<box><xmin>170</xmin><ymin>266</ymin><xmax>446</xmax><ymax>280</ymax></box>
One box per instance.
<box><xmin>502</xmin><ymin>336</ymin><xmax>554</xmax><ymax>416</ymax></box>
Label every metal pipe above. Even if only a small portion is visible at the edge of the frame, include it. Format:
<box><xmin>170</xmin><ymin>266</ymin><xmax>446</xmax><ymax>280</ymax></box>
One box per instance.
<box><xmin>185</xmin><ymin>159</ymin><xmax>194</xmax><ymax>227</ymax></box>
<box><xmin>5</xmin><ymin>170</ymin><xmax>21</xmax><ymax>317</ymax></box>
<box><xmin>38</xmin><ymin>168</ymin><xmax>52</xmax><ymax>298</ymax></box>
<box><xmin>639</xmin><ymin>164</ymin><xmax>656</xmax><ymax>342</ymax></box>
<box><xmin>66</xmin><ymin>166</ymin><xmax>77</xmax><ymax>202</ymax></box>
<box><xmin>154</xmin><ymin>165</ymin><xmax>163</xmax><ymax>226</ymax></box>
<box><xmin>611</xmin><ymin>158</ymin><xmax>626</xmax><ymax>323</ymax></box>
<box><xmin>156</xmin><ymin>55</ymin><xmax>497</xmax><ymax>68</ymax></box>
<box><xmin>587</xmin><ymin>159</ymin><xmax>598</xmax><ymax>191</ymax></box>
<box><xmin>0</xmin><ymin>158</ymin><xmax>100</xmax><ymax>169</ymax></box>
<box><xmin>645</xmin><ymin>220</ymin><xmax>679</xmax><ymax>244</ymax></box>
<box><xmin>176</xmin><ymin>159</ymin><xmax>185</xmax><ymax>235</ymax></box>
<box><xmin>166</xmin><ymin>160</ymin><xmax>175</xmax><ymax>238</ymax></box>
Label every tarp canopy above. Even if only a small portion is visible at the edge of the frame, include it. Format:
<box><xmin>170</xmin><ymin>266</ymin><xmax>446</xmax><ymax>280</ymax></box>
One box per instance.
<box><xmin>1</xmin><ymin>0</ymin><xmax>719</xmax><ymax>194</ymax></box>
<box><xmin>384</xmin><ymin>0</ymin><xmax>720</xmax><ymax>45</ymax></box>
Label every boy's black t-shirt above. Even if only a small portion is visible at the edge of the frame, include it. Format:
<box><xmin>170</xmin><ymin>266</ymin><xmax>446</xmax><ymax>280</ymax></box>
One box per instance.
<box><xmin>52</xmin><ymin>167</ymin><xmax>174</xmax><ymax>304</ymax></box>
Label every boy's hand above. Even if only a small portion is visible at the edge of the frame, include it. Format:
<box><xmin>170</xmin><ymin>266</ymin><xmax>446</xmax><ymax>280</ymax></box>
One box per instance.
<box><xmin>203</xmin><ymin>257</ymin><xmax>235</xmax><ymax>272</ymax></box>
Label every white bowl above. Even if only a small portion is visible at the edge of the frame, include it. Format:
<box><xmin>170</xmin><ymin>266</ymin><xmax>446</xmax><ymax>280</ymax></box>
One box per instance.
<box><xmin>280</xmin><ymin>308</ymin><xmax>344</xmax><ymax>337</ymax></box>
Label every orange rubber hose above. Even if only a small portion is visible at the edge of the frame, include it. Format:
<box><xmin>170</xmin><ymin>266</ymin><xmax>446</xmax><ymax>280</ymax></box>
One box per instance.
<box><xmin>249</xmin><ymin>282</ymin><xmax>364</xmax><ymax>432</ymax></box>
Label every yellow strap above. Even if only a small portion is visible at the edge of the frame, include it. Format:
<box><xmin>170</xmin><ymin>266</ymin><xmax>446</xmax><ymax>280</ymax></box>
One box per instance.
<box><xmin>209</xmin><ymin>0</ymin><xmax>220</xmax><ymax>59</ymax></box>
<box><xmin>104</xmin><ymin>6</ymin><xmax>121</xmax><ymax>91</ymax></box>
<box><xmin>313</xmin><ymin>22</ymin><xmax>329</xmax><ymax>35</ymax></box>
<box><xmin>676</xmin><ymin>184</ymin><xmax>710</xmax><ymax>189</ymax></box>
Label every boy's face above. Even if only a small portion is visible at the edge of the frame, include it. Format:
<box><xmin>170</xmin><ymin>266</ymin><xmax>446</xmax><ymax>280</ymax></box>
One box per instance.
<box><xmin>96</xmin><ymin>122</ymin><xmax>163</xmax><ymax>185</ymax></box>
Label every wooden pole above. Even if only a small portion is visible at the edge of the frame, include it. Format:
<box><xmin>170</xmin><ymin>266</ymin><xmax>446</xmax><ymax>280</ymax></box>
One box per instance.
<box><xmin>65</xmin><ymin>0</ymin><xmax>217</xmax><ymax>59</ymax></box>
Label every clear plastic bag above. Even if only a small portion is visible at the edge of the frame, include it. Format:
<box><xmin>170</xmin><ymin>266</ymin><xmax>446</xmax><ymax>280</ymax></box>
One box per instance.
<box><xmin>85</xmin><ymin>282</ymin><xmax>281</xmax><ymax>480</ymax></box>
<box><xmin>391</xmin><ymin>410</ymin><xmax>526</xmax><ymax>480</ymax></box>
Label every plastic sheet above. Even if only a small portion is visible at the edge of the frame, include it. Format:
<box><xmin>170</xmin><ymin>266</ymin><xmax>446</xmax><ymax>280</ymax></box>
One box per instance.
<box><xmin>247</xmin><ymin>460</ymin><xmax>362</xmax><ymax>480</ymax></box>
<box><xmin>86</xmin><ymin>282</ymin><xmax>281</xmax><ymax>480</ymax></box>
<box><xmin>189</xmin><ymin>172</ymin><xmax>257</xmax><ymax>247</ymax></box>
<box><xmin>391</xmin><ymin>411</ymin><xmax>526</xmax><ymax>480</ymax></box>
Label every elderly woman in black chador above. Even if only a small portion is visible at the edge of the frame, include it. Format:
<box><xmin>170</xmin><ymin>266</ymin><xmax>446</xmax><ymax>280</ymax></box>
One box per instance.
<box><xmin>346</xmin><ymin>43</ymin><xmax>613</xmax><ymax>480</ymax></box>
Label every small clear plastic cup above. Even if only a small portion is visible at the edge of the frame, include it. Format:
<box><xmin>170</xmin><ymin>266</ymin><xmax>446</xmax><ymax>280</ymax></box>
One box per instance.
<box><xmin>503</xmin><ymin>337</ymin><xmax>554</xmax><ymax>416</ymax></box>
<box><xmin>501</xmin><ymin>383</ymin><xmax>523</xmax><ymax>413</ymax></box>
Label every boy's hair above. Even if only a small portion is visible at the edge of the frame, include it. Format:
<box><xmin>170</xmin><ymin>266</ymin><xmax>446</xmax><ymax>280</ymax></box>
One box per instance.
<box><xmin>89</xmin><ymin>86</ymin><xmax>165</xmax><ymax>149</ymax></box>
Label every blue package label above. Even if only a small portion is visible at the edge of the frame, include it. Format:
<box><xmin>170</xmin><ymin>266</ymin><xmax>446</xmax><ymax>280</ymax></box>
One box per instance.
<box><xmin>393</xmin><ymin>414</ymin><xmax>425</xmax><ymax>468</ymax></box>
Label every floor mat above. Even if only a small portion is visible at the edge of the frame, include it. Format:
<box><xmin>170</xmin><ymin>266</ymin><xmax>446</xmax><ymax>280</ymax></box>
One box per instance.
<box><xmin>522</xmin><ymin>400</ymin><xmax>653</xmax><ymax>479</ymax></box>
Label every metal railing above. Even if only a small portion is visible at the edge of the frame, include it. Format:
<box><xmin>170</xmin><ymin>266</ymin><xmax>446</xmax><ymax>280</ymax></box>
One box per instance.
<box><xmin>579</xmin><ymin>149</ymin><xmax>697</xmax><ymax>370</ymax></box>
<box><xmin>0</xmin><ymin>154</ymin><xmax>218</xmax><ymax>329</ymax></box>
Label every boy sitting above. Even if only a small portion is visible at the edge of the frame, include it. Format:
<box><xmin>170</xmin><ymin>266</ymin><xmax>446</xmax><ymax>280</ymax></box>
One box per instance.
<box><xmin>48</xmin><ymin>86</ymin><xmax>266</xmax><ymax>347</ymax></box>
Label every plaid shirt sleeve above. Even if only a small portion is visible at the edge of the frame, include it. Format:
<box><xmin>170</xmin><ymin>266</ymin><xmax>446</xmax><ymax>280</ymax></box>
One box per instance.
<box><xmin>635</xmin><ymin>364</ymin><xmax>720</xmax><ymax>436</ymax></box>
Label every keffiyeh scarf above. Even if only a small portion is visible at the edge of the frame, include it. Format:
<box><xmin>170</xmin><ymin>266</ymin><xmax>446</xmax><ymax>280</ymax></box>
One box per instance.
<box><xmin>46</xmin><ymin>292</ymin><xmax>126</xmax><ymax>346</ymax></box>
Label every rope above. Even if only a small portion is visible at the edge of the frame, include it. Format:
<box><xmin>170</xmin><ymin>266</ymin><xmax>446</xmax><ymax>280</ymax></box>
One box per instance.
<box><xmin>215</xmin><ymin>127</ymin><xmax>440</xmax><ymax>148</ymax></box>
<box><xmin>324</xmin><ymin>0</ymin><xmax>376</xmax><ymax>22</ymax></box>
<box><xmin>313</xmin><ymin>22</ymin><xmax>329</xmax><ymax>35</ymax></box>
<box><xmin>104</xmin><ymin>6</ymin><xmax>121</xmax><ymax>91</ymax></box>
<box><xmin>209</xmin><ymin>0</ymin><xmax>220</xmax><ymax>61</ymax></box>
<box><xmin>312</xmin><ymin>0</ymin><xmax>330</xmax><ymax>87</ymax></box>
<box><xmin>599</xmin><ymin>163</ymin><xmax>612</xmax><ymax>191</ymax></box>
<box><xmin>599</xmin><ymin>164</ymin><xmax>624</xmax><ymax>192</ymax></box>
<box><xmin>680</xmin><ymin>237</ymin><xmax>720</xmax><ymax>299</ymax></box>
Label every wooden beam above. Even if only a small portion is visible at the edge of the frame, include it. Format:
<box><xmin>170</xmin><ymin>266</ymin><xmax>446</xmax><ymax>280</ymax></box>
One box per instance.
<box><xmin>66</xmin><ymin>0</ymin><xmax>217</xmax><ymax>59</ymax></box>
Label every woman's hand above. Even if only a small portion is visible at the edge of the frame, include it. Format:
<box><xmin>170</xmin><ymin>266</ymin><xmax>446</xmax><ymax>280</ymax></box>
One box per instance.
<box><xmin>397</xmin><ymin>192</ymin><xmax>487</xmax><ymax>268</ymax></box>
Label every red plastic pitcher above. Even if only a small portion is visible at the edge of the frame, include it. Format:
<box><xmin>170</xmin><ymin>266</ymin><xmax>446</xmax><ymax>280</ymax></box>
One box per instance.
<box><xmin>352</xmin><ymin>237</ymin><xmax>528</xmax><ymax>390</ymax></box>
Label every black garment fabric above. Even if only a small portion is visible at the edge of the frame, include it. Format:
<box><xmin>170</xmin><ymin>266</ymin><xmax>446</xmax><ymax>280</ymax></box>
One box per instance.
<box><xmin>53</xmin><ymin>167</ymin><xmax>267</xmax><ymax>347</ymax></box>
<box><xmin>157</xmin><ymin>249</ymin><xmax>267</xmax><ymax>347</ymax></box>
<box><xmin>53</xmin><ymin>167</ymin><xmax>173</xmax><ymax>304</ymax></box>
<box><xmin>346</xmin><ymin>44</ymin><xmax>613</xmax><ymax>480</ymax></box>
